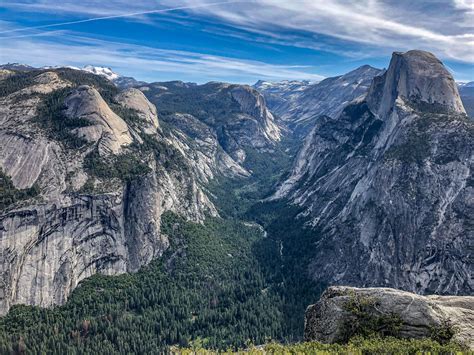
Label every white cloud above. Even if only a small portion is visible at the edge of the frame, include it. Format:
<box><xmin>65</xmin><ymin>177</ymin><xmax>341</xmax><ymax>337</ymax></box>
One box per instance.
<box><xmin>0</xmin><ymin>33</ymin><xmax>324</xmax><ymax>83</ymax></box>
<box><xmin>0</xmin><ymin>1</ymin><xmax>247</xmax><ymax>34</ymax></box>
<box><xmin>453</xmin><ymin>0</ymin><xmax>473</xmax><ymax>11</ymax></box>
<box><xmin>159</xmin><ymin>0</ymin><xmax>474</xmax><ymax>62</ymax></box>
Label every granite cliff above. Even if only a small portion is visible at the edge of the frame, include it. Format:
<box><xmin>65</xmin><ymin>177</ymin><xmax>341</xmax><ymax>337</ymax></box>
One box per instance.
<box><xmin>0</xmin><ymin>68</ymin><xmax>280</xmax><ymax>315</ymax></box>
<box><xmin>305</xmin><ymin>286</ymin><xmax>474</xmax><ymax>349</ymax></box>
<box><xmin>274</xmin><ymin>50</ymin><xmax>473</xmax><ymax>295</ymax></box>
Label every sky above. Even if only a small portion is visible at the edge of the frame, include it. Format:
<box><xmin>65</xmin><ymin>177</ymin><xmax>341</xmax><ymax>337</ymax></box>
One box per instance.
<box><xmin>0</xmin><ymin>0</ymin><xmax>473</xmax><ymax>84</ymax></box>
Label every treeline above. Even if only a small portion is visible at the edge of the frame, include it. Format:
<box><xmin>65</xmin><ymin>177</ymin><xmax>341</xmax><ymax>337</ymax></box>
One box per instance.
<box><xmin>0</xmin><ymin>169</ymin><xmax>39</xmax><ymax>210</ymax></box>
<box><xmin>0</xmin><ymin>213</ymin><xmax>291</xmax><ymax>353</ymax></box>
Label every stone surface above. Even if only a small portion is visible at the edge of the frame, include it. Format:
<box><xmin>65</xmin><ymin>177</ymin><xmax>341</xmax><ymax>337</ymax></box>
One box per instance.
<box><xmin>367</xmin><ymin>50</ymin><xmax>466</xmax><ymax>117</ymax></box>
<box><xmin>274</xmin><ymin>50</ymin><xmax>473</xmax><ymax>294</ymax></box>
<box><xmin>141</xmin><ymin>81</ymin><xmax>282</xmax><ymax>164</ymax></box>
<box><xmin>305</xmin><ymin>286</ymin><xmax>474</xmax><ymax>349</ymax></box>
<box><xmin>115</xmin><ymin>88</ymin><xmax>160</xmax><ymax>134</ymax></box>
<box><xmin>255</xmin><ymin>65</ymin><xmax>383</xmax><ymax>135</ymax></box>
<box><xmin>0</xmin><ymin>69</ymin><xmax>218</xmax><ymax>315</ymax></box>
<box><xmin>64</xmin><ymin>85</ymin><xmax>133</xmax><ymax>155</ymax></box>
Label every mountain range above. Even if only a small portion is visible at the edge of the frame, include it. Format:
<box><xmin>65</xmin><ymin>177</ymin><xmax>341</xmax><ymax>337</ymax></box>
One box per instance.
<box><xmin>0</xmin><ymin>50</ymin><xmax>472</xmax><ymax>351</ymax></box>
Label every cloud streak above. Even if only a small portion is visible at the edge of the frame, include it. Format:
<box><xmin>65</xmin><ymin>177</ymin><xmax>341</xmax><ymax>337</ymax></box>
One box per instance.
<box><xmin>160</xmin><ymin>0</ymin><xmax>474</xmax><ymax>62</ymax></box>
<box><xmin>0</xmin><ymin>1</ymin><xmax>249</xmax><ymax>34</ymax></box>
<box><xmin>0</xmin><ymin>33</ymin><xmax>324</xmax><ymax>83</ymax></box>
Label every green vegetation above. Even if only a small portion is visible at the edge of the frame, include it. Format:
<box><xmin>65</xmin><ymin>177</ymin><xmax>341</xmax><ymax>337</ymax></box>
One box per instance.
<box><xmin>341</xmin><ymin>293</ymin><xmax>403</xmax><ymax>342</ymax></box>
<box><xmin>385</xmin><ymin>131</ymin><xmax>431</xmax><ymax>164</ymax></box>
<box><xmin>175</xmin><ymin>336</ymin><xmax>466</xmax><ymax>354</ymax></box>
<box><xmin>140</xmin><ymin>133</ymin><xmax>189</xmax><ymax>172</ymax></box>
<box><xmin>0</xmin><ymin>168</ymin><xmax>39</xmax><ymax>210</ymax></box>
<box><xmin>0</xmin><ymin>213</ymin><xmax>287</xmax><ymax>353</ymax></box>
<box><xmin>35</xmin><ymin>87</ymin><xmax>91</xmax><ymax>148</ymax></box>
<box><xmin>0</xmin><ymin>70</ymin><xmax>39</xmax><ymax>97</ymax></box>
<box><xmin>55</xmin><ymin>68</ymin><xmax>119</xmax><ymax>99</ymax></box>
<box><xmin>208</xmin><ymin>136</ymin><xmax>297</xmax><ymax>218</ymax></box>
<box><xmin>148</xmin><ymin>82</ymin><xmax>241</xmax><ymax>125</ymax></box>
<box><xmin>83</xmin><ymin>149</ymin><xmax>151</xmax><ymax>183</ymax></box>
<box><xmin>430</xmin><ymin>320</ymin><xmax>457</xmax><ymax>345</ymax></box>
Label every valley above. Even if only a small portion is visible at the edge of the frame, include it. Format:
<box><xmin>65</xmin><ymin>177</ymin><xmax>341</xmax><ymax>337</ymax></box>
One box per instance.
<box><xmin>0</xmin><ymin>49</ymin><xmax>473</xmax><ymax>353</ymax></box>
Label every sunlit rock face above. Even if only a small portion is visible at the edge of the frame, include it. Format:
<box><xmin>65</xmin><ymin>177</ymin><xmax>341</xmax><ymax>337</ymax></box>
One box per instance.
<box><xmin>275</xmin><ymin>50</ymin><xmax>473</xmax><ymax>295</ymax></box>
<box><xmin>255</xmin><ymin>65</ymin><xmax>383</xmax><ymax>136</ymax></box>
<box><xmin>305</xmin><ymin>286</ymin><xmax>474</xmax><ymax>349</ymax></box>
<box><xmin>0</xmin><ymin>69</ymin><xmax>221</xmax><ymax>315</ymax></box>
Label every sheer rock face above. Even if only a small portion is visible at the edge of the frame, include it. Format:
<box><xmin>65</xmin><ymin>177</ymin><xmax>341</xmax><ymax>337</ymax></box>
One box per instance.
<box><xmin>367</xmin><ymin>50</ymin><xmax>466</xmax><ymax>117</ymax></box>
<box><xmin>275</xmin><ymin>50</ymin><xmax>473</xmax><ymax>295</ymax></box>
<box><xmin>0</xmin><ymin>69</ymin><xmax>217</xmax><ymax>316</ymax></box>
<box><xmin>230</xmin><ymin>85</ymin><xmax>281</xmax><ymax>143</ymax></box>
<box><xmin>255</xmin><ymin>65</ymin><xmax>383</xmax><ymax>135</ymax></box>
<box><xmin>64</xmin><ymin>85</ymin><xmax>133</xmax><ymax>155</ymax></box>
<box><xmin>163</xmin><ymin>113</ymin><xmax>250</xmax><ymax>181</ymax></box>
<box><xmin>0</xmin><ymin>72</ymin><xmax>70</xmax><ymax>195</ymax></box>
<box><xmin>304</xmin><ymin>286</ymin><xmax>474</xmax><ymax>349</ymax></box>
<box><xmin>141</xmin><ymin>81</ymin><xmax>282</xmax><ymax>164</ymax></box>
<box><xmin>115</xmin><ymin>88</ymin><xmax>160</xmax><ymax>134</ymax></box>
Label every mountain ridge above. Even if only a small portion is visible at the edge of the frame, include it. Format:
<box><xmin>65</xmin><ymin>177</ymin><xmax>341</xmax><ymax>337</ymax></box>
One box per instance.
<box><xmin>274</xmin><ymin>50</ymin><xmax>473</xmax><ymax>294</ymax></box>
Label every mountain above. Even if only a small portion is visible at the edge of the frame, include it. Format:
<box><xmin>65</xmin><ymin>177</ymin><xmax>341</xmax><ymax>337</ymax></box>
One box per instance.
<box><xmin>253</xmin><ymin>79</ymin><xmax>312</xmax><ymax>110</ymax></box>
<box><xmin>459</xmin><ymin>81</ymin><xmax>474</xmax><ymax>118</ymax></box>
<box><xmin>82</xmin><ymin>65</ymin><xmax>120</xmax><ymax>81</ymax></box>
<box><xmin>255</xmin><ymin>65</ymin><xmax>383</xmax><ymax>135</ymax></box>
<box><xmin>274</xmin><ymin>50</ymin><xmax>473</xmax><ymax>295</ymax></box>
<box><xmin>81</xmin><ymin>65</ymin><xmax>146</xmax><ymax>88</ymax></box>
<box><xmin>0</xmin><ymin>67</ymin><xmax>275</xmax><ymax>315</ymax></box>
<box><xmin>0</xmin><ymin>51</ymin><xmax>472</xmax><ymax>352</ymax></box>
<box><xmin>0</xmin><ymin>63</ymin><xmax>35</xmax><ymax>71</ymax></box>
<box><xmin>140</xmin><ymin>81</ymin><xmax>282</xmax><ymax>164</ymax></box>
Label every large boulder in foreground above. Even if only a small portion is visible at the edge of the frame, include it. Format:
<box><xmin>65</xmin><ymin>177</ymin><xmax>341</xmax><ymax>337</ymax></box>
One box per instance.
<box><xmin>304</xmin><ymin>286</ymin><xmax>474</xmax><ymax>349</ymax></box>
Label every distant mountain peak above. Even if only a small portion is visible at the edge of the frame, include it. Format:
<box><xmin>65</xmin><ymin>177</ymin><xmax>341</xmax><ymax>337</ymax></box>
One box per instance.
<box><xmin>0</xmin><ymin>62</ymin><xmax>35</xmax><ymax>71</ymax></box>
<box><xmin>367</xmin><ymin>50</ymin><xmax>466</xmax><ymax>116</ymax></box>
<box><xmin>82</xmin><ymin>65</ymin><xmax>120</xmax><ymax>81</ymax></box>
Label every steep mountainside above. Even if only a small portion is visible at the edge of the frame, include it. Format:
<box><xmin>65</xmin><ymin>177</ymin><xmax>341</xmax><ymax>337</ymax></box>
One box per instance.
<box><xmin>0</xmin><ymin>69</ymin><xmax>256</xmax><ymax>315</ymax></box>
<box><xmin>253</xmin><ymin>80</ymin><xmax>312</xmax><ymax>111</ymax></box>
<box><xmin>255</xmin><ymin>65</ymin><xmax>383</xmax><ymax>135</ymax></box>
<box><xmin>459</xmin><ymin>81</ymin><xmax>474</xmax><ymax>118</ymax></box>
<box><xmin>0</xmin><ymin>51</ymin><xmax>472</xmax><ymax>353</ymax></box>
<box><xmin>140</xmin><ymin>81</ymin><xmax>281</xmax><ymax>164</ymax></box>
<box><xmin>274</xmin><ymin>50</ymin><xmax>473</xmax><ymax>295</ymax></box>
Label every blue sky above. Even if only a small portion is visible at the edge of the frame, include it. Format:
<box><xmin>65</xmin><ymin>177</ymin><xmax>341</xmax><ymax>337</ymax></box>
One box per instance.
<box><xmin>0</xmin><ymin>0</ymin><xmax>473</xmax><ymax>84</ymax></box>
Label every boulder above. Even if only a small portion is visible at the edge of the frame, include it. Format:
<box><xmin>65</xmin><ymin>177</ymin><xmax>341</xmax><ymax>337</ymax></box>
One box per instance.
<box><xmin>304</xmin><ymin>286</ymin><xmax>474</xmax><ymax>349</ymax></box>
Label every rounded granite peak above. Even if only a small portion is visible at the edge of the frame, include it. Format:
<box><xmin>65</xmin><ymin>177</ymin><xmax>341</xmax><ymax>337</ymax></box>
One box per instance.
<box><xmin>367</xmin><ymin>49</ymin><xmax>466</xmax><ymax>116</ymax></box>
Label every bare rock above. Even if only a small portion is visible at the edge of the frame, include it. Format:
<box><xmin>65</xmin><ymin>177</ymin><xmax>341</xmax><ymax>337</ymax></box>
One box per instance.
<box><xmin>367</xmin><ymin>50</ymin><xmax>466</xmax><ymax>116</ymax></box>
<box><xmin>115</xmin><ymin>88</ymin><xmax>160</xmax><ymax>134</ymax></box>
<box><xmin>274</xmin><ymin>50</ymin><xmax>474</xmax><ymax>295</ymax></box>
<box><xmin>21</xmin><ymin>71</ymin><xmax>70</xmax><ymax>95</ymax></box>
<box><xmin>305</xmin><ymin>286</ymin><xmax>474</xmax><ymax>349</ymax></box>
<box><xmin>64</xmin><ymin>85</ymin><xmax>133</xmax><ymax>155</ymax></box>
<box><xmin>230</xmin><ymin>85</ymin><xmax>281</xmax><ymax>142</ymax></box>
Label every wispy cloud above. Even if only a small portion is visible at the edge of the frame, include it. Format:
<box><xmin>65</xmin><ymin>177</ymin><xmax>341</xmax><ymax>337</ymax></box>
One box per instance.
<box><xmin>159</xmin><ymin>0</ymin><xmax>474</xmax><ymax>62</ymax></box>
<box><xmin>0</xmin><ymin>32</ymin><xmax>324</xmax><ymax>83</ymax></box>
<box><xmin>0</xmin><ymin>0</ymin><xmax>472</xmax><ymax>82</ymax></box>
<box><xmin>0</xmin><ymin>1</ymin><xmax>249</xmax><ymax>34</ymax></box>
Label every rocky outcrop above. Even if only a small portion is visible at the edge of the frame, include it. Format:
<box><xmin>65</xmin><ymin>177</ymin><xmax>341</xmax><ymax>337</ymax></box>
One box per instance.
<box><xmin>275</xmin><ymin>50</ymin><xmax>473</xmax><ymax>294</ymax></box>
<box><xmin>163</xmin><ymin>113</ymin><xmax>249</xmax><ymax>181</ymax></box>
<box><xmin>253</xmin><ymin>79</ymin><xmax>311</xmax><ymax>110</ymax></box>
<box><xmin>64</xmin><ymin>85</ymin><xmax>133</xmax><ymax>155</ymax></box>
<box><xmin>0</xmin><ymin>68</ymin><xmax>217</xmax><ymax>315</ymax></box>
<box><xmin>305</xmin><ymin>286</ymin><xmax>474</xmax><ymax>349</ymax></box>
<box><xmin>141</xmin><ymin>81</ymin><xmax>282</xmax><ymax>165</ymax></box>
<box><xmin>115</xmin><ymin>88</ymin><xmax>160</xmax><ymax>134</ymax></box>
<box><xmin>367</xmin><ymin>50</ymin><xmax>465</xmax><ymax>117</ymax></box>
<box><xmin>230</xmin><ymin>85</ymin><xmax>281</xmax><ymax>143</ymax></box>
